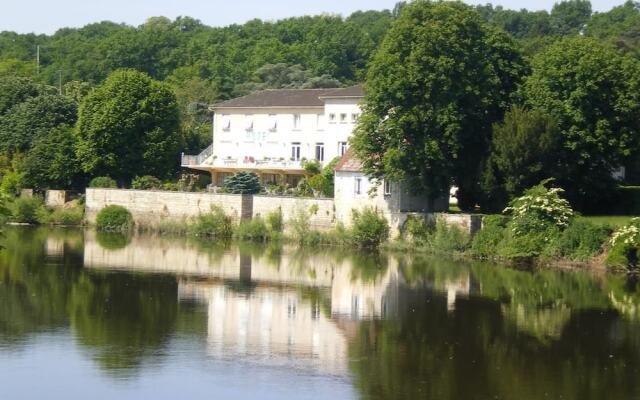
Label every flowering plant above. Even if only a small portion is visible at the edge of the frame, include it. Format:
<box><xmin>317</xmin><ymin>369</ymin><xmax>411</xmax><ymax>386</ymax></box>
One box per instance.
<box><xmin>610</xmin><ymin>218</ymin><xmax>640</xmax><ymax>248</ymax></box>
<box><xmin>504</xmin><ymin>180</ymin><xmax>573</xmax><ymax>236</ymax></box>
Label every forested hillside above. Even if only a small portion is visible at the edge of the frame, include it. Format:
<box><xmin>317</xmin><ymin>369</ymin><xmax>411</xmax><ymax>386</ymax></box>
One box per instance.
<box><xmin>0</xmin><ymin>0</ymin><xmax>638</xmax><ymax>196</ymax></box>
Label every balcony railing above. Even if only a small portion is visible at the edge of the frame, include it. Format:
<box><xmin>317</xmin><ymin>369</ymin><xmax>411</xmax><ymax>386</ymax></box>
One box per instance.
<box><xmin>181</xmin><ymin>143</ymin><xmax>214</xmax><ymax>166</ymax></box>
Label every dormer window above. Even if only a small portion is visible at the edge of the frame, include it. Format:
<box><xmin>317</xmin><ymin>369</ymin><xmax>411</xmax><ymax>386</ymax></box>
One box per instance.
<box><xmin>244</xmin><ymin>115</ymin><xmax>254</xmax><ymax>131</ymax></box>
<box><xmin>268</xmin><ymin>114</ymin><xmax>277</xmax><ymax>131</ymax></box>
<box><xmin>221</xmin><ymin>115</ymin><xmax>231</xmax><ymax>131</ymax></box>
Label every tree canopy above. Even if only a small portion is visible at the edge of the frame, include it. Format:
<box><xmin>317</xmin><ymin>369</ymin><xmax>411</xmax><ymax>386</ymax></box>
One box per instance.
<box><xmin>76</xmin><ymin>69</ymin><xmax>181</xmax><ymax>183</ymax></box>
<box><xmin>0</xmin><ymin>93</ymin><xmax>77</xmax><ymax>153</ymax></box>
<box><xmin>351</xmin><ymin>0</ymin><xmax>527</xmax><ymax>209</ymax></box>
<box><xmin>521</xmin><ymin>36</ymin><xmax>640</xmax><ymax>209</ymax></box>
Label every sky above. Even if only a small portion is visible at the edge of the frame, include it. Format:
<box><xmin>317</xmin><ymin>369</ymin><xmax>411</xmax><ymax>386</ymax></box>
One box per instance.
<box><xmin>0</xmin><ymin>0</ymin><xmax>628</xmax><ymax>35</ymax></box>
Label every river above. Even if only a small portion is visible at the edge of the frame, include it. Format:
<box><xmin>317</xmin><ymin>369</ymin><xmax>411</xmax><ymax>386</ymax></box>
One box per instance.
<box><xmin>1</xmin><ymin>226</ymin><xmax>639</xmax><ymax>399</ymax></box>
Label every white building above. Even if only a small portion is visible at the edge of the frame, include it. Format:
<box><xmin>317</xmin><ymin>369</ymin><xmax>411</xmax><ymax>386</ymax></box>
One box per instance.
<box><xmin>334</xmin><ymin>149</ymin><xmax>449</xmax><ymax>227</ymax></box>
<box><xmin>182</xmin><ymin>86</ymin><xmax>364</xmax><ymax>187</ymax></box>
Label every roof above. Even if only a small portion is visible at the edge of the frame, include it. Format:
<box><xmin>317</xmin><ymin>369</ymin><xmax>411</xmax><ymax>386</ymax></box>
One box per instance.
<box><xmin>212</xmin><ymin>88</ymin><xmax>338</xmax><ymax>109</ymax></box>
<box><xmin>334</xmin><ymin>148</ymin><xmax>363</xmax><ymax>173</ymax></box>
<box><xmin>319</xmin><ymin>85</ymin><xmax>365</xmax><ymax>99</ymax></box>
<box><xmin>211</xmin><ymin>85</ymin><xmax>365</xmax><ymax>109</ymax></box>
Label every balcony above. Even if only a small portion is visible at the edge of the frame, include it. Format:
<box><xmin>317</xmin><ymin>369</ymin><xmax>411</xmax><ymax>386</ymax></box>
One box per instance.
<box><xmin>182</xmin><ymin>147</ymin><xmax>309</xmax><ymax>173</ymax></box>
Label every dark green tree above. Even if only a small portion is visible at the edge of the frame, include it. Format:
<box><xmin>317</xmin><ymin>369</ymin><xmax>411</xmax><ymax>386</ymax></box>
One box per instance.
<box><xmin>0</xmin><ymin>94</ymin><xmax>77</xmax><ymax>153</ymax></box>
<box><xmin>550</xmin><ymin>0</ymin><xmax>592</xmax><ymax>35</ymax></box>
<box><xmin>351</xmin><ymin>0</ymin><xmax>527</xmax><ymax>210</ymax></box>
<box><xmin>481</xmin><ymin>107</ymin><xmax>561</xmax><ymax>212</ymax></box>
<box><xmin>522</xmin><ymin>37</ymin><xmax>640</xmax><ymax>210</ymax></box>
<box><xmin>222</xmin><ymin>172</ymin><xmax>263</xmax><ymax>194</ymax></box>
<box><xmin>23</xmin><ymin>124</ymin><xmax>82</xmax><ymax>190</ymax></box>
<box><xmin>0</xmin><ymin>76</ymin><xmax>49</xmax><ymax>115</ymax></box>
<box><xmin>76</xmin><ymin>69</ymin><xmax>181</xmax><ymax>183</ymax></box>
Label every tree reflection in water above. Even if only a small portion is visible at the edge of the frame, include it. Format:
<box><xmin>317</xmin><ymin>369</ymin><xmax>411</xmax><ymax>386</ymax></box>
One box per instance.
<box><xmin>1</xmin><ymin>227</ymin><xmax>640</xmax><ymax>399</ymax></box>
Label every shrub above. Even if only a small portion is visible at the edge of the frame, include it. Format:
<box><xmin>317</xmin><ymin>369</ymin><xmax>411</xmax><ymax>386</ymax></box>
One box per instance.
<box><xmin>89</xmin><ymin>176</ymin><xmax>117</xmax><ymax>188</ymax></box>
<box><xmin>11</xmin><ymin>196</ymin><xmax>45</xmax><ymax>224</ymax></box>
<box><xmin>504</xmin><ymin>180</ymin><xmax>573</xmax><ymax>236</ymax></box>
<box><xmin>131</xmin><ymin>175</ymin><xmax>162</xmax><ymax>190</ymax></box>
<box><xmin>497</xmin><ymin>225</ymin><xmax>560</xmax><ymax>260</ymax></box>
<box><xmin>47</xmin><ymin>206</ymin><xmax>84</xmax><ymax>226</ymax></box>
<box><xmin>234</xmin><ymin>218</ymin><xmax>270</xmax><ymax>242</ymax></box>
<box><xmin>222</xmin><ymin>172</ymin><xmax>262</xmax><ymax>194</ymax></box>
<box><xmin>289</xmin><ymin>208</ymin><xmax>312</xmax><ymax>244</ymax></box>
<box><xmin>606</xmin><ymin>218</ymin><xmax>640</xmax><ymax>269</ymax></box>
<box><xmin>190</xmin><ymin>206</ymin><xmax>233</xmax><ymax>239</ymax></box>
<box><xmin>430</xmin><ymin>220</ymin><xmax>471</xmax><ymax>253</ymax></box>
<box><xmin>96</xmin><ymin>205</ymin><xmax>132</xmax><ymax>231</ymax></box>
<box><xmin>303</xmin><ymin>160</ymin><xmax>322</xmax><ymax>175</ymax></box>
<box><xmin>266</xmin><ymin>209</ymin><xmax>283</xmax><ymax>233</ymax></box>
<box><xmin>351</xmin><ymin>208</ymin><xmax>389</xmax><ymax>248</ymax></box>
<box><xmin>403</xmin><ymin>214</ymin><xmax>432</xmax><ymax>243</ymax></box>
<box><xmin>471</xmin><ymin>215</ymin><xmax>507</xmax><ymax>258</ymax></box>
<box><xmin>552</xmin><ymin>219</ymin><xmax>610</xmax><ymax>261</ymax></box>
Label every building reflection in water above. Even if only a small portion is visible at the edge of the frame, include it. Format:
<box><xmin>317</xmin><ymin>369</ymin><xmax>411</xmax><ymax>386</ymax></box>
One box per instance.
<box><xmin>82</xmin><ymin>232</ymin><xmax>473</xmax><ymax>375</ymax></box>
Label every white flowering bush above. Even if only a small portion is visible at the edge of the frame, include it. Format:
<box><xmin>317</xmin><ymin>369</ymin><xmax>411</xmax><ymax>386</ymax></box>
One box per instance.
<box><xmin>610</xmin><ymin>218</ymin><xmax>640</xmax><ymax>248</ymax></box>
<box><xmin>504</xmin><ymin>181</ymin><xmax>574</xmax><ymax>236</ymax></box>
<box><xmin>607</xmin><ymin>218</ymin><xmax>640</xmax><ymax>268</ymax></box>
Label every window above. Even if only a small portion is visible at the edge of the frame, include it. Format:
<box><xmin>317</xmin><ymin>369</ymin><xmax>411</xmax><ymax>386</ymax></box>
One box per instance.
<box><xmin>329</xmin><ymin>113</ymin><xmax>336</xmax><ymax>123</ymax></box>
<box><xmin>268</xmin><ymin>114</ymin><xmax>277</xmax><ymax>131</ymax></box>
<box><xmin>293</xmin><ymin>114</ymin><xmax>301</xmax><ymax>130</ymax></box>
<box><xmin>351</xmin><ymin>113</ymin><xmax>360</xmax><ymax>122</ymax></box>
<box><xmin>221</xmin><ymin>115</ymin><xmax>231</xmax><ymax>131</ymax></box>
<box><xmin>384</xmin><ymin>180</ymin><xmax>392</xmax><ymax>196</ymax></box>
<box><xmin>315</xmin><ymin>142</ymin><xmax>325</xmax><ymax>162</ymax></box>
<box><xmin>244</xmin><ymin>114</ymin><xmax>253</xmax><ymax>131</ymax></box>
<box><xmin>355</xmin><ymin>177</ymin><xmax>362</xmax><ymax>195</ymax></box>
<box><xmin>291</xmin><ymin>142</ymin><xmax>301</xmax><ymax>161</ymax></box>
<box><xmin>338</xmin><ymin>141</ymin><xmax>348</xmax><ymax>156</ymax></box>
<box><xmin>340</xmin><ymin>113</ymin><xmax>347</xmax><ymax>123</ymax></box>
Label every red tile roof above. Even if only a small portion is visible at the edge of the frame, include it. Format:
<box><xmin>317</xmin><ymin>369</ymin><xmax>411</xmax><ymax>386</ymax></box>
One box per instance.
<box><xmin>334</xmin><ymin>148</ymin><xmax>363</xmax><ymax>172</ymax></box>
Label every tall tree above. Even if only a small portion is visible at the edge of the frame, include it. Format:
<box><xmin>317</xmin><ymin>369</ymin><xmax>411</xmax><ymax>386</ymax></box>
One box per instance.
<box><xmin>0</xmin><ymin>77</ymin><xmax>49</xmax><ymax>116</ymax></box>
<box><xmin>522</xmin><ymin>37</ymin><xmax>640</xmax><ymax>210</ymax></box>
<box><xmin>0</xmin><ymin>94</ymin><xmax>77</xmax><ymax>153</ymax></box>
<box><xmin>351</xmin><ymin>0</ymin><xmax>527</xmax><ymax>210</ymax></box>
<box><xmin>480</xmin><ymin>107</ymin><xmax>561</xmax><ymax>212</ymax></box>
<box><xmin>76</xmin><ymin>69</ymin><xmax>181</xmax><ymax>183</ymax></box>
<box><xmin>23</xmin><ymin>124</ymin><xmax>81</xmax><ymax>190</ymax></box>
<box><xmin>550</xmin><ymin>0</ymin><xmax>592</xmax><ymax>35</ymax></box>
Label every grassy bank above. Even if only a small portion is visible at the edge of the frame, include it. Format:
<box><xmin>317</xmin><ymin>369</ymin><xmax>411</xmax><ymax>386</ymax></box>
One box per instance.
<box><xmin>7</xmin><ymin>195</ymin><xmax>84</xmax><ymax>226</ymax></box>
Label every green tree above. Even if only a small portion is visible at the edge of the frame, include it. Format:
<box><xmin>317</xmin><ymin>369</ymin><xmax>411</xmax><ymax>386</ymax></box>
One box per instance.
<box><xmin>351</xmin><ymin>0</ymin><xmax>527</xmax><ymax>210</ymax></box>
<box><xmin>76</xmin><ymin>69</ymin><xmax>181</xmax><ymax>183</ymax></box>
<box><xmin>0</xmin><ymin>94</ymin><xmax>77</xmax><ymax>153</ymax></box>
<box><xmin>23</xmin><ymin>124</ymin><xmax>81</xmax><ymax>190</ymax></box>
<box><xmin>522</xmin><ymin>37</ymin><xmax>640</xmax><ymax>210</ymax></box>
<box><xmin>481</xmin><ymin>107</ymin><xmax>561</xmax><ymax>212</ymax></box>
<box><xmin>550</xmin><ymin>0</ymin><xmax>592</xmax><ymax>35</ymax></box>
<box><xmin>0</xmin><ymin>76</ymin><xmax>49</xmax><ymax>115</ymax></box>
<box><xmin>222</xmin><ymin>172</ymin><xmax>262</xmax><ymax>194</ymax></box>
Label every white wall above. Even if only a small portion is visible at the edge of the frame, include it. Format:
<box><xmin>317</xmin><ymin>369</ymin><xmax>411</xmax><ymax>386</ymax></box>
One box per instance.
<box><xmin>211</xmin><ymin>100</ymin><xmax>361</xmax><ymax>169</ymax></box>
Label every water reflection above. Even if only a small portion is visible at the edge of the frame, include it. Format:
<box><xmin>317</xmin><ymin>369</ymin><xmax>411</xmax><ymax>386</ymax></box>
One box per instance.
<box><xmin>2</xmin><ymin>227</ymin><xmax>640</xmax><ymax>399</ymax></box>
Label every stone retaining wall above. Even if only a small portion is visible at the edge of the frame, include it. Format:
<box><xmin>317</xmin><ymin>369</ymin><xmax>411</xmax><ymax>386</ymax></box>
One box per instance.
<box><xmin>85</xmin><ymin>189</ymin><xmax>248</xmax><ymax>225</ymax></box>
<box><xmin>85</xmin><ymin>189</ymin><xmax>480</xmax><ymax>235</ymax></box>
<box><xmin>253</xmin><ymin>195</ymin><xmax>335</xmax><ymax>231</ymax></box>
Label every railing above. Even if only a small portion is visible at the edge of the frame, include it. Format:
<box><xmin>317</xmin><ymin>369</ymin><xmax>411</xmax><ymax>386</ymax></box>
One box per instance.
<box><xmin>181</xmin><ymin>143</ymin><xmax>214</xmax><ymax>166</ymax></box>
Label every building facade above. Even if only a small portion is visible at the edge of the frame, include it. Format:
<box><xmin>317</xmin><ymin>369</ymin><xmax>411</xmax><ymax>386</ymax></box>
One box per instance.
<box><xmin>182</xmin><ymin>86</ymin><xmax>364</xmax><ymax>187</ymax></box>
<box><xmin>334</xmin><ymin>149</ymin><xmax>449</xmax><ymax>228</ymax></box>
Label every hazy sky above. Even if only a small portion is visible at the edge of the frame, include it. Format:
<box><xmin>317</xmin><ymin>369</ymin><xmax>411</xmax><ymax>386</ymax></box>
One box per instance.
<box><xmin>1</xmin><ymin>0</ymin><xmax>628</xmax><ymax>35</ymax></box>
